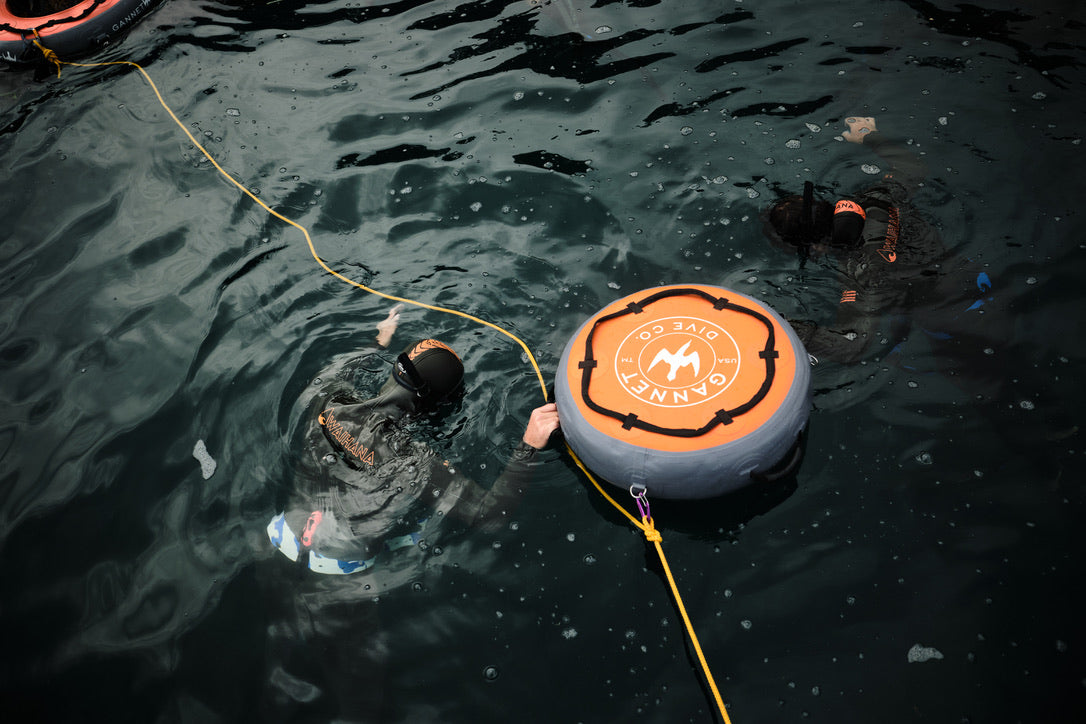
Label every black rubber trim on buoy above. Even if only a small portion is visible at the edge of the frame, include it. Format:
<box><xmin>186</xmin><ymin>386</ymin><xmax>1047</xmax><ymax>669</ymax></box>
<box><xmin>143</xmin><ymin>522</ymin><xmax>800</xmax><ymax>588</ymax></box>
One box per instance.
<box><xmin>577</xmin><ymin>287</ymin><xmax>779</xmax><ymax>438</ymax></box>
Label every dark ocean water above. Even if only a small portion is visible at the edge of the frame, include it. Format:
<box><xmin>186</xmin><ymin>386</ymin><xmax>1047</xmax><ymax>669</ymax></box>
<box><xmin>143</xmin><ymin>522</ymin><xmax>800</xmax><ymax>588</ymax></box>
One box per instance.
<box><xmin>2</xmin><ymin>1</ymin><xmax>1085</xmax><ymax>722</ymax></box>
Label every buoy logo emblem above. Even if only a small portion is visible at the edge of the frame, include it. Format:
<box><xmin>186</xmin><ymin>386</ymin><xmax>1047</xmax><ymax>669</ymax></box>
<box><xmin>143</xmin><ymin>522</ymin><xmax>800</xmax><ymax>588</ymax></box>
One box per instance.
<box><xmin>647</xmin><ymin>341</ymin><xmax>700</xmax><ymax>381</ymax></box>
<box><xmin>615</xmin><ymin>316</ymin><xmax>740</xmax><ymax>408</ymax></box>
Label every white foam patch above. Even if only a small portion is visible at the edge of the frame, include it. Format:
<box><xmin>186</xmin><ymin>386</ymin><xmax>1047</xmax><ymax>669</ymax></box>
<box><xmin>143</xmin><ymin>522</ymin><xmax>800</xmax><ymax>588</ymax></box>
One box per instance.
<box><xmin>193</xmin><ymin>439</ymin><xmax>217</xmax><ymax>480</ymax></box>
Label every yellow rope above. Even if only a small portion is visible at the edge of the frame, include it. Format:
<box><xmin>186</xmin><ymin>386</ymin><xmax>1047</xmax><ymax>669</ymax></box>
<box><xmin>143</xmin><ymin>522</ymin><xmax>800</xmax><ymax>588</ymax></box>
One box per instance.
<box><xmin>31</xmin><ymin>43</ymin><xmax>548</xmax><ymax>400</ymax></box>
<box><xmin>567</xmin><ymin>443</ymin><xmax>733</xmax><ymax>724</ymax></box>
<box><xmin>643</xmin><ymin>518</ymin><xmax>731</xmax><ymax>723</ymax></box>
<box><xmin>35</xmin><ymin>40</ymin><xmax>730</xmax><ymax>723</ymax></box>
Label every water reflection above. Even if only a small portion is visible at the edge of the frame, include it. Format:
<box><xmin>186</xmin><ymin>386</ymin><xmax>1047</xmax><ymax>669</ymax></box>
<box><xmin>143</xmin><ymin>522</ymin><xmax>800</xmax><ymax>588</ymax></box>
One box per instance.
<box><xmin>1</xmin><ymin>0</ymin><xmax>1084</xmax><ymax>721</ymax></box>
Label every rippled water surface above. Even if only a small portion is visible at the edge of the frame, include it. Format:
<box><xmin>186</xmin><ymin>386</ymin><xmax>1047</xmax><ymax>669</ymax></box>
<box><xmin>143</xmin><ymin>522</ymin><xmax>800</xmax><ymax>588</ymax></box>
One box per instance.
<box><xmin>2</xmin><ymin>1</ymin><xmax>1085</xmax><ymax>721</ymax></box>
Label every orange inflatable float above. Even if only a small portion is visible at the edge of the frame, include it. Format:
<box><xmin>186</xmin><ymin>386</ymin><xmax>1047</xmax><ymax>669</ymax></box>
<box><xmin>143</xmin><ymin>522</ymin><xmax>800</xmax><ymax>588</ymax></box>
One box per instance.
<box><xmin>555</xmin><ymin>284</ymin><xmax>810</xmax><ymax>499</ymax></box>
<box><xmin>1</xmin><ymin>0</ymin><xmax>162</xmax><ymax>65</ymax></box>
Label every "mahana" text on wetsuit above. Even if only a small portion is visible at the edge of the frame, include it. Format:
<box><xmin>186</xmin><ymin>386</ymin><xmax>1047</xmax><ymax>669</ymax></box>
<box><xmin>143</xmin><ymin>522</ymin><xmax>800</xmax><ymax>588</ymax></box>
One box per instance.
<box><xmin>319</xmin><ymin>408</ymin><xmax>376</xmax><ymax>466</ymax></box>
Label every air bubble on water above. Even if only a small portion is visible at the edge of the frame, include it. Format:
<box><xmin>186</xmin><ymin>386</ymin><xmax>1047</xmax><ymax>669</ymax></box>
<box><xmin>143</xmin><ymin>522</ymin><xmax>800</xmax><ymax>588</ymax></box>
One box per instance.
<box><xmin>323</xmin><ymin>454</ymin><xmax>337</xmax><ymax>465</ymax></box>
<box><xmin>786</xmin><ymin>139</ymin><xmax>801</xmax><ymax>149</ymax></box>
<box><xmin>1032</xmin><ymin>92</ymin><xmax>1047</xmax><ymax>100</ymax></box>
<box><xmin>763</xmin><ymin>157</ymin><xmax>775</xmax><ymax>165</ymax></box>
<box><xmin>805</xmin><ymin>122</ymin><xmax>821</xmax><ymax>133</ymax></box>
<box><xmin>916</xmin><ymin>451</ymin><xmax>933</xmax><ymax>465</ymax></box>
<box><xmin>1026</xmin><ymin>276</ymin><xmax>1037</xmax><ymax>285</ymax></box>
<box><xmin>470</xmin><ymin>201</ymin><xmax>482</xmax><ymax>212</ymax></box>
<box><xmin>566</xmin><ymin>533</ymin><xmax>576</xmax><ymax>542</ymax></box>
<box><xmin>226</xmin><ymin>108</ymin><xmax>240</xmax><ymax>117</ymax></box>
<box><xmin>193</xmin><ymin>440</ymin><xmax>217</xmax><ymax>479</ymax></box>
<box><xmin>583</xmin><ymin>554</ymin><xmax>597</xmax><ymax>565</ymax></box>
<box><xmin>401</xmin><ymin>186</ymin><xmax>413</xmax><ymax>195</ymax></box>
<box><xmin>938</xmin><ymin>116</ymin><xmax>948</xmax><ymax>126</ymax></box>
<box><xmin>680</xmin><ymin>126</ymin><xmax>694</xmax><ymax>136</ymax></box>
<box><xmin>861</xmin><ymin>164</ymin><xmax>881</xmax><ymax>175</ymax></box>
<box><xmin>746</xmin><ymin>188</ymin><xmax>760</xmax><ymax>199</ymax></box>
<box><xmin>562</xmin><ymin>628</ymin><xmax>578</xmax><ymax>640</ymax></box>
<box><xmin>608</xmin><ymin>281</ymin><xmax>621</xmax><ymax>289</ymax></box>
<box><xmin>595</xmin><ymin>25</ymin><xmax>612</xmax><ymax>34</ymax></box>
<box><xmin>483</xmin><ymin>665</ymin><xmax>500</xmax><ymax>682</ymax></box>
<box><xmin>907</xmin><ymin>380</ymin><xmax>919</xmax><ymax>388</ymax></box>
<box><xmin>740</xmin><ymin>620</ymin><xmax>752</xmax><ymax>630</ymax></box>
<box><xmin>513</xmin><ymin>91</ymin><xmax>525</xmax><ymax>101</ymax></box>
<box><xmin>1019</xmin><ymin>400</ymin><xmax>1035</xmax><ymax>410</ymax></box>
<box><xmin>907</xmin><ymin>644</ymin><xmax>944</xmax><ymax>663</ymax></box>
<box><xmin>712</xmin><ymin>175</ymin><xmax>728</xmax><ymax>184</ymax></box>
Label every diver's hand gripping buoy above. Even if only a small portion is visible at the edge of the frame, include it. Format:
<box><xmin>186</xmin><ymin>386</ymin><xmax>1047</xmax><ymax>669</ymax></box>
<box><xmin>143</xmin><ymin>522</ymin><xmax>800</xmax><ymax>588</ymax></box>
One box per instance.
<box><xmin>554</xmin><ymin>284</ymin><xmax>811</xmax><ymax>499</ymax></box>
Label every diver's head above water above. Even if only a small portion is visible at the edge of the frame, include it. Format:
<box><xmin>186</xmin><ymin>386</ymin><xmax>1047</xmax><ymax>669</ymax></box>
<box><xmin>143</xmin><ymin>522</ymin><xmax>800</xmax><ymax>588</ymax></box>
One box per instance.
<box><xmin>765</xmin><ymin>181</ymin><xmax>866</xmax><ymax>253</ymax></box>
<box><xmin>379</xmin><ymin>338</ymin><xmax>465</xmax><ymax>412</ymax></box>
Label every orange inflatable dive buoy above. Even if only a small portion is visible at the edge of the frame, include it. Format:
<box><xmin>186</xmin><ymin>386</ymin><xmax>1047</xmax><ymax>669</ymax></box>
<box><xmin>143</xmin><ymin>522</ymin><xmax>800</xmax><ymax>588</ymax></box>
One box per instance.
<box><xmin>0</xmin><ymin>0</ymin><xmax>163</xmax><ymax>65</ymax></box>
<box><xmin>555</xmin><ymin>284</ymin><xmax>811</xmax><ymax>499</ymax></box>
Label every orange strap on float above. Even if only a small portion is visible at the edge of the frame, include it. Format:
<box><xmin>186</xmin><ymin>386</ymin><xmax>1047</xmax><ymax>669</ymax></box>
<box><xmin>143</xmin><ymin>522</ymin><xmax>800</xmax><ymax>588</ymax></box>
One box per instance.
<box><xmin>576</xmin><ymin>286</ymin><xmax>780</xmax><ymax>437</ymax></box>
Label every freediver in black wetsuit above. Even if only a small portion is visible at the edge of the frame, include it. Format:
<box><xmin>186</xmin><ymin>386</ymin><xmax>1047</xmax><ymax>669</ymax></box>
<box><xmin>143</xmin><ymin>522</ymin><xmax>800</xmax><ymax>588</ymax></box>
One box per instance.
<box><xmin>763</xmin><ymin>116</ymin><xmax>1077</xmax><ymax>479</ymax></box>
<box><xmin>764</xmin><ymin>117</ymin><xmax>1011</xmax><ymax>392</ymax></box>
<box><xmin>267</xmin><ymin>305</ymin><xmax>561</xmax><ymax>575</ymax></box>
<box><xmin>764</xmin><ymin>116</ymin><xmax>984</xmax><ymax>365</ymax></box>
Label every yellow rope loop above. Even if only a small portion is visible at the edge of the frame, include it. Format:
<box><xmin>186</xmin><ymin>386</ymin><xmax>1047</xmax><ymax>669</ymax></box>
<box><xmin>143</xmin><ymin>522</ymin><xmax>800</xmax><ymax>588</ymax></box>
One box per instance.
<box><xmin>31</xmin><ymin>31</ymin><xmax>62</xmax><ymax>77</ymax></box>
<box><xmin>641</xmin><ymin>517</ymin><xmax>662</xmax><ymax>543</ymax></box>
